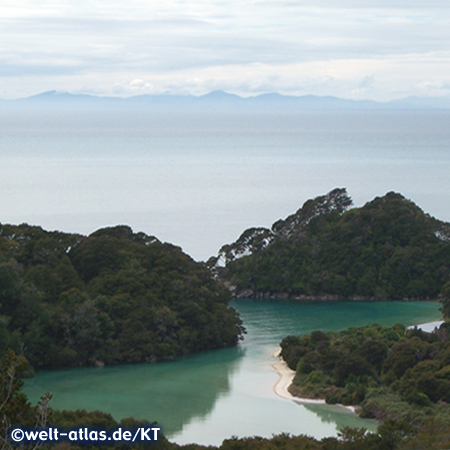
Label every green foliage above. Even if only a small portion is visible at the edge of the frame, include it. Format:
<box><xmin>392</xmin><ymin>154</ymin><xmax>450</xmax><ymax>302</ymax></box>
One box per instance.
<box><xmin>0</xmin><ymin>224</ymin><xmax>245</xmax><ymax>369</ymax></box>
<box><xmin>0</xmin><ymin>350</ymin><xmax>52</xmax><ymax>450</ymax></box>
<box><xmin>0</xmin><ymin>350</ymin><xmax>36</xmax><ymax>427</ymax></box>
<box><xmin>441</xmin><ymin>280</ymin><xmax>450</xmax><ymax>318</ymax></box>
<box><xmin>219</xmin><ymin>433</ymin><xmax>323</xmax><ymax>450</ymax></box>
<box><xmin>221</xmin><ymin>190</ymin><xmax>450</xmax><ymax>300</ymax></box>
<box><xmin>281</xmin><ymin>323</ymin><xmax>450</xmax><ymax>426</ymax></box>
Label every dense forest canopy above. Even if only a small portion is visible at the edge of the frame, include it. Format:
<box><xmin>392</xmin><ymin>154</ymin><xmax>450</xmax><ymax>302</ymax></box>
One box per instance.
<box><xmin>214</xmin><ymin>189</ymin><xmax>450</xmax><ymax>300</ymax></box>
<box><xmin>0</xmin><ymin>224</ymin><xmax>244</xmax><ymax>369</ymax></box>
<box><xmin>280</xmin><ymin>321</ymin><xmax>450</xmax><ymax>425</ymax></box>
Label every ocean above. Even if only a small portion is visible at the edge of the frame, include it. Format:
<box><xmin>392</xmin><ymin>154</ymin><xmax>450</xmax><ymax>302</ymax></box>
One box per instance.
<box><xmin>1</xmin><ymin>109</ymin><xmax>449</xmax><ymax>261</ymax></box>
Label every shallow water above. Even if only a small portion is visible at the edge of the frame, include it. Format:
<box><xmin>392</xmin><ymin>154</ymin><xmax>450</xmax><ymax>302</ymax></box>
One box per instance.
<box><xmin>24</xmin><ymin>299</ymin><xmax>442</xmax><ymax>446</ymax></box>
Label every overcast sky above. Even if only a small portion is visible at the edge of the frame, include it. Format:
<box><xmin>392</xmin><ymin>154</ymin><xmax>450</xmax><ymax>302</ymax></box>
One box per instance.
<box><xmin>1</xmin><ymin>0</ymin><xmax>450</xmax><ymax>100</ymax></box>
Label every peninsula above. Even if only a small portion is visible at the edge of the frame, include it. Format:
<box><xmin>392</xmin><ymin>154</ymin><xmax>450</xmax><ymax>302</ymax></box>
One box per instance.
<box><xmin>212</xmin><ymin>189</ymin><xmax>450</xmax><ymax>301</ymax></box>
<box><xmin>0</xmin><ymin>224</ymin><xmax>244</xmax><ymax>369</ymax></box>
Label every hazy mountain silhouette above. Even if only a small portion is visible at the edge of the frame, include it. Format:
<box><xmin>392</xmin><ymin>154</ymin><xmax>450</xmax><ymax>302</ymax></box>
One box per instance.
<box><xmin>2</xmin><ymin>90</ymin><xmax>450</xmax><ymax>110</ymax></box>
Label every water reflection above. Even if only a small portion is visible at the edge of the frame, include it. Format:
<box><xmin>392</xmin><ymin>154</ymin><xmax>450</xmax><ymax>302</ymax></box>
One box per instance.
<box><xmin>24</xmin><ymin>300</ymin><xmax>440</xmax><ymax>444</ymax></box>
<box><xmin>25</xmin><ymin>346</ymin><xmax>245</xmax><ymax>435</ymax></box>
<box><xmin>300</xmin><ymin>402</ymin><xmax>377</xmax><ymax>432</ymax></box>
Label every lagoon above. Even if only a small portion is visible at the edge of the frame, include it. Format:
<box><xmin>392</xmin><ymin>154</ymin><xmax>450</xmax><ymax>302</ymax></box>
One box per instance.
<box><xmin>24</xmin><ymin>299</ymin><xmax>442</xmax><ymax>446</ymax></box>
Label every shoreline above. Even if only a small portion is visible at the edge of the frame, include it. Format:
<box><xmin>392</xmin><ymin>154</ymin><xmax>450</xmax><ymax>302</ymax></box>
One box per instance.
<box><xmin>271</xmin><ymin>349</ymin><xmax>356</xmax><ymax>413</ymax></box>
<box><xmin>408</xmin><ymin>320</ymin><xmax>444</xmax><ymax>332</ymax></box>
<box><xmin>271</xmin><ymin>318</ymin><xmax>445</xmax><ymax>414</ymax></box>
<box><xmin>234</xmin><ymin>293</ymin><xmax>443</xmax><ymax>302</ymax></box>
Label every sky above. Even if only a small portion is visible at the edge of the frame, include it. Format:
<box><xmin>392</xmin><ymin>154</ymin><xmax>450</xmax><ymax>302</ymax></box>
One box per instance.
<box><xmin>1</xmin><ymin>0</ymin><xmax>450</xmax><ymax>101</ymax></box>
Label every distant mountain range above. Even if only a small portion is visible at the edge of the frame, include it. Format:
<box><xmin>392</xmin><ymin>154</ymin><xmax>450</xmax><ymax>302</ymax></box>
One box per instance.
<box><xmin>1</xmin><ymin>90</ymin><xmax>450</xmax><ymax>110</ymax></box>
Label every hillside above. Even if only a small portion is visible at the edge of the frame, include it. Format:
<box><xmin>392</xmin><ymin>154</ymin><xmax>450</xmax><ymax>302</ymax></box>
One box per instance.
<box><xmin>0</xmin><ymin>224</ymin><xmax>244</xmax><ymax>369</ymax></box>
<box><xmin>212</xmin><ymin>189</ymin><xmax>450</xmax><ymax>300</ymax></box>
<box><xmin>280</xmin><ymin>321</ymin><xmax>450</xmax><ymax>426</ymax></box>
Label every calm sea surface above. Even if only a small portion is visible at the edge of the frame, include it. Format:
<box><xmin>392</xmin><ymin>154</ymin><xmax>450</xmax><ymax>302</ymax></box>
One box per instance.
<box><xmin>1</xmin><ymin>109</ymin><xmax>449</xmax><ymax>261</ymax></box>
<box><xmin>24</xmin><ymin>299</ymin><xmax>442</xmax><ymax>446</ymax></box>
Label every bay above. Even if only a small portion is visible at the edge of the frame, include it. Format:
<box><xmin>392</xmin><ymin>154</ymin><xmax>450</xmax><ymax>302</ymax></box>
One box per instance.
<box><xmin>4</xmin><ymin>107</ymin><xmax>449</xmax><ymax>443</ymax></box>
<box><xmin>24</xmin><ymin>299</ymin><xmax>442</xmax><ymax>446</ymax></box>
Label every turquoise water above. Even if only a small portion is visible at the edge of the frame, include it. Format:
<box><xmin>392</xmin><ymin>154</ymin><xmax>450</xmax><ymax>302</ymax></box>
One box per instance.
<box><xmin>24</xmin><ymin>299</ymin><xmax>442</xmax><ymax>446</ymax></box>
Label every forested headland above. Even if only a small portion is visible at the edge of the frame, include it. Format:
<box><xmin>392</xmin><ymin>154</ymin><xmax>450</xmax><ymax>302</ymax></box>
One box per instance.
<box><xmin>280</xmin><ymin>320</ymin><xmax>450</xmax><ymax>416</ymax></box>
<box><xmin>274</xmin><ymin>305</ymin><xmax>450</xmax><ymax>449</ymax></box>
<box><xmin>0</xmin><ymin>224</ymin><xmax>244</xmax><ymax>369</ymax></box>
<box><xmin>213</xmin><ymin>188</ymin><xmax>450</xmax><ymax>301</ymax></box>
<box><xmin>278</xmin><ymin>281</ymin><xmax>450</xmax><ymax>445</ymax></box>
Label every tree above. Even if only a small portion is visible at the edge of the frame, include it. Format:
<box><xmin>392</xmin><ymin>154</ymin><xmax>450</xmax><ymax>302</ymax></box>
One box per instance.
<box><xmin>0</xmin><ymin>350</ymin><xmax>51</xmax><ymax>450</ymax></box>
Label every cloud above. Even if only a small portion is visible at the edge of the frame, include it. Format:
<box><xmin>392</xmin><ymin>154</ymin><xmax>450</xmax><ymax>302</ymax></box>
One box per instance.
<box><xmin>1</xmin><ymin>0</ymin><xmax>450</xmax><ymax>100</ymax></box>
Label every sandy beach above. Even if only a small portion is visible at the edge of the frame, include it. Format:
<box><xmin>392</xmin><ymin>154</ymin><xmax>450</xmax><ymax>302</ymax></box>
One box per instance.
<box><xmin>271</xmin><ymin>348</ymin><xmax>355</xmax><ymax>414</ymax></box>
<box><xmin>272</xmin><ymin>350</ymin><xmax>297</xmax><ymax>401</ymax></box>
<box><xmin>272</xmin><ymin>348</ymin><xmax>340</xmax><ymax>405</ymax></box>
<box><xmin>272</xmin><ymin>318</ymin><xmax>445</xmax><ymax>413</ymax></box>
<box><xmin>408</xmin><ymin>320</ymin><xmax>444</xmax><ymax>333</ymax></box>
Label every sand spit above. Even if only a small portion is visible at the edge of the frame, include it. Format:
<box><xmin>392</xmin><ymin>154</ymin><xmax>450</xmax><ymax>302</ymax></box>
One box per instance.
<box><xmin>272</xmin><ymin>348</ymin><xmax>356</xmax><ymax>413</ymax></box>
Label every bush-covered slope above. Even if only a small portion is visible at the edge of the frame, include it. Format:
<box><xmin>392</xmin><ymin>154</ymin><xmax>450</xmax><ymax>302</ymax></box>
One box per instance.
<box><xmin>0</xmin><ymin>224</ymin><xmax>244</xmax><ymax>369</ymax></box>
<box><xmin>280</xmin><ymin>321</ymin><xmax>450</xmax><ymax>425</ymax></box>
<box><xmin>214</xmin><ymin>189</ymin><xmax>450</xmax><ymax>300</ymax></box>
